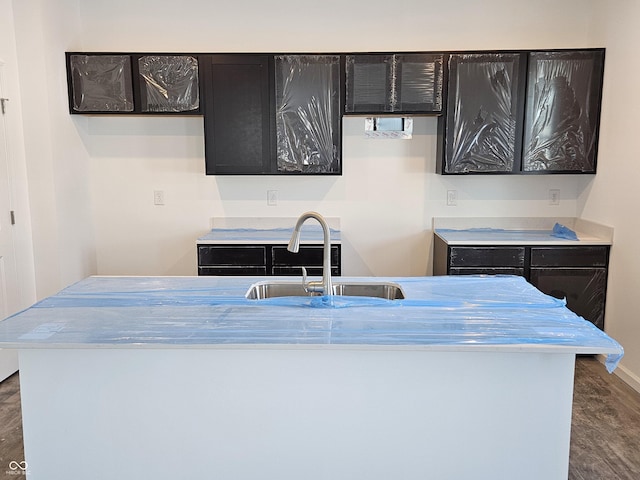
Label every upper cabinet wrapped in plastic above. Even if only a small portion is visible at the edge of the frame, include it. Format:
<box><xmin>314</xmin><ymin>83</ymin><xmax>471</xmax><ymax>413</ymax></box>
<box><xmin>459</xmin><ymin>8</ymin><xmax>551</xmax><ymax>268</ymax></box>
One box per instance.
<box><xmin>139</xmin><ymin>55</ymin><xmax>200</xmax><ymax>113</ymax></box>
<box><xmin>275</xmin><ymin>55</ymin><xmax>341</xmax><ymax>174</ymax></box>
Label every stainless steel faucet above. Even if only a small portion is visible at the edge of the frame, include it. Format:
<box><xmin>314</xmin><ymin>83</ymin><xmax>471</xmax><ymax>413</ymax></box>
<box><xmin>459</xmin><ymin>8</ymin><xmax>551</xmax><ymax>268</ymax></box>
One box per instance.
<box><xmin>288</xmin><ymin>211</ymin><xmax>333</xmax><ymax>297</ymax></box>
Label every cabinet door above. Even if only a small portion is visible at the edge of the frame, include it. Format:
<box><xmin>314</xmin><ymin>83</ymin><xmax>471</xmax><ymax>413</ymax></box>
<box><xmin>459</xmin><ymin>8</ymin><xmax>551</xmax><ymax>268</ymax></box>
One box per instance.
<box><xmin>522</xmin><ymin>49</ymin><xmax>605</xmax><ymax>173</ymax></box>
<box><xmin>345</xmin><ymin>54</ymin><xmax>393</xmax><ymax>113</ymax></box>
<box><xmin>345</xmin><ymin>54</ymin><xmax>443</xmax><ymax>114</ymax></box>
<box><xmin>203</xmin><ymin>55</ymin><xmax>272</xmax><ymax>174</ymax></box>
<box><xmin>137</xmin><ymin>55</ymin><xmax>200</xmax><ymax>113</ymax></box>
<box><xmin>529</xmin><ymin>267</ymin><xmax>607</xmax><ymax>330</ymax></box>
<box><xmin>442</xmin><ymin>53</ymin><xmax>526</xmax><ymax>174</ymax></box>
<box><xmin>274</xmin><ymin>55</ymin><xmax>342</xmax><ymax>174</ymax></box>
<box><xmin>394</xmin><ymin>54</ymin><xmax>444</xmax><ymax>113</ymax></box>
<box><xmin>67</xmin><ymin>54</ymin><xmax>134</xmax><ymax>113</ymax></box>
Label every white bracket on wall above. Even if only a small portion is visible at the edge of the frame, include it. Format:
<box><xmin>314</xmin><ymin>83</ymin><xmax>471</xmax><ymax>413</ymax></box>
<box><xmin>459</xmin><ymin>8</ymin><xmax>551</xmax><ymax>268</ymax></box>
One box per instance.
<box><xmin>364</xmin><ymin>117</ymin><xmax>413</xmax><ymax>139</ymax></box>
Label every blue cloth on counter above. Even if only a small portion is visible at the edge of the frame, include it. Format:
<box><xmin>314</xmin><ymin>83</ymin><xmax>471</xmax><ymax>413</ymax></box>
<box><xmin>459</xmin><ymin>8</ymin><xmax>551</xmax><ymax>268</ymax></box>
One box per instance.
<box><xmin>0</xmin><ymin>275</ymin><xmax>623</xmax><ymax>372</ymax></box>
<box><xmin>552</xmin><ymin>223</ymin><xmax>579</xmax><ymax>241</ymax></box>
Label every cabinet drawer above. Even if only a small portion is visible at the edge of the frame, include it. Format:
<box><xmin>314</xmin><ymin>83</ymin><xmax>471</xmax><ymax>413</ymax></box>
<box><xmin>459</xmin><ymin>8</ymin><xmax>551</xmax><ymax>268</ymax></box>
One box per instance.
<box><xmin>198</xmin><ymin>246</ymin><xmax>266</xmax><ymax>267</ymax></box>
<box><xmin>449</xmin><ymin>247</ymin><xmax>525</xmax><ymax>268</ymax></box>
<box><xmin>530</xmin><ymin>246</ymin><xmax>609</xmax><ymax>267</ymax></box>
<box><xmin>449</xmin><ymin>267</ymin><xmax>525</xmax><ymax>276</ymax></box>
<box><xmin>272</xmin><ymin>266</ymin><xmax>341</xmax><ymax>276</ymax></box>
<box><xmin>199</xmin><ymin>266</ymin><xmax>267</xmax><ymax>276</ymax></box>
<box><xmin>272</xmin><ymin>245</ymin><xmax>341</xmax><ymax>267</ymax></box>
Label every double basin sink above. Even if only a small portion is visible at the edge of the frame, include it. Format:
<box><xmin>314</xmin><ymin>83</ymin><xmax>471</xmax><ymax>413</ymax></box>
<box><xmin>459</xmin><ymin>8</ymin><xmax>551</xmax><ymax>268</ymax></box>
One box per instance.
<box><xmin>246</xmin><ymin>281</ymin><xmax>405</xmax><ymax>300</ymax></box>
<box><xmin>246</xmin><ymin>211</ymin><xmax>405</xmax><ymax>301</ymax></box>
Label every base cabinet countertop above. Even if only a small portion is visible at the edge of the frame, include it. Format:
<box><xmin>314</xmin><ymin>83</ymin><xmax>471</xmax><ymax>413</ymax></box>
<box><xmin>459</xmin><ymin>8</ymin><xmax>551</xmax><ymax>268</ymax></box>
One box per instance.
<box><xmin>196</xmin><ymin>217</ymin><xmax>342</xmax><ymax>277</ymax></box>
<box><xmin>433</xmin><ymin>217</ymin><xmax>613</xmax><ymax>330</ymax></box>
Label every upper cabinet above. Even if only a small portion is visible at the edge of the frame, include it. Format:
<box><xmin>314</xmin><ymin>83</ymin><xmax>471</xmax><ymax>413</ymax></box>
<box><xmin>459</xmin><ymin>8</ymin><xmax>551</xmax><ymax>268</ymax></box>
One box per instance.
<box><xmin>202</xmin><ymin>55</ymin><xmax>272</xmax><ymax>175</ymax></box>
<box><xmin>68</xmin><ymin>54</ymin><xmax>134</xmax><ymax>112</ymax></box>
<box><xmin>138</xmin><ymin>55</ymin><xmax>200</xmax><ymax>113</ymax></box>
<box><xmin>66</xmin><ymin>53</ymin><xmax>201</xmax><ymax>114</ymax></box>
<box><xmin>274</xmin><ymin>55</ymin><xmax>342</xmax><ymax>174</ymax></box>
<box><xmin>522</xmin><ymin>50</ymin><xmax>605</xmax><ymax>173</ymax></box>
<box><xmin>66</xmin><ymin>48</ymin><xmax>605</xmax><ymax>176</ymax></box>
<box><xmin>202</xmin><ymin>54</ymin><xmax>343</xmax><ymax>175</ymax></box>
<box><xmin>440</xmin><ymin>52</ymin><xmax>527</xmax><ymax>174</ymax></box>
<box><xmin>345</xmin><ymin>53</ymin><xmax>444</xmax><ymax>114</ymax></box>
<box><xmin>438</xmin><ymin>48</ymin><xmax>605</xmax><ymax>174</ymax></box>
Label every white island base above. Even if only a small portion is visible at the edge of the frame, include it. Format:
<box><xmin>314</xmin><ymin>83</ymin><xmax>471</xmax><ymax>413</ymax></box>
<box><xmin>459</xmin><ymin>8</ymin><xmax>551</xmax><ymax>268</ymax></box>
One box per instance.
<box><xmin>20</xmin><ymin>347</ymin><xmax>576</xmax><ymax>480</ymax></box>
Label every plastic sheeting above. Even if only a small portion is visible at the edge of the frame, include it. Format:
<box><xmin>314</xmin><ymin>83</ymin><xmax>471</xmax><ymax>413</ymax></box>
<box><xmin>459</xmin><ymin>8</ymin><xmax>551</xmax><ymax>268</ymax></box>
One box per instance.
<box><xmin>0</xmin><ymin>275</ymin><xmax>623</xmax><ymax>372</ymax></box>
<box><xmin>139</xmin><ymin>55</ymin><xmax>199</xmax><ymax>112</ymax></box>
<box><xmin>523</xmin><ymin>51</ymin><xmax>603</xmax><ymax>172</ymax></box>
<box><xmin>70</xmin><ymin>55</ymin><xmax>134</xmax><ymax>112</ymax></box>
<box><xmin>445</xmin><ymin>53</ymin><xmax>522</xmax><ymax>173</ymax></box>
<box><xmin>345</xmin><ymin>54</ymin><xmax>443</xmax><ymax>113</ymax></box>
<box><xmin>275</xmin><ymin>55</ymin><xmax>341</xmax><ymax>173</ymax></box>
<box><xmin>552</xmin><ymin>223</ymin><xmax>579</xmax><ymax>241</ymax></box>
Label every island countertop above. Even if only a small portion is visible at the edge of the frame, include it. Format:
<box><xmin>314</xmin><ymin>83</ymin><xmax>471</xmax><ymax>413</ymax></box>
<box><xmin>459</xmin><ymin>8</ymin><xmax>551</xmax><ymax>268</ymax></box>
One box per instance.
<box><xmin>0</xmin><ymin>275</ymin><xmax>623</xmax><ymax>371</ymax></box>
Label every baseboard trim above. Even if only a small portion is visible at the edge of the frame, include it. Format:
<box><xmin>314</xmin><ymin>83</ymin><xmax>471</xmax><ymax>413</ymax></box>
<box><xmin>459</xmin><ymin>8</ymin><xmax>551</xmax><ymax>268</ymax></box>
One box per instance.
<box><xmin>603</xmin><ymin>355</ymin><xmax>640</xmax><ymax>394</ymax></box>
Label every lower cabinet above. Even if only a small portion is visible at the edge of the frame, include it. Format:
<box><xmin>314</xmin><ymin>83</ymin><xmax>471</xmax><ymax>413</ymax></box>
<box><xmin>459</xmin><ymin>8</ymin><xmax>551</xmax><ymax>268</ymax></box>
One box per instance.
<box><xmin>433</xmin><ymin>237</ymin><xmax>610</xmax><ymax>329</ymax></box>
<box><xmin>198</xmin><ymin>244</ymin><xmax>341</xmax><ymax>277</ymax></box>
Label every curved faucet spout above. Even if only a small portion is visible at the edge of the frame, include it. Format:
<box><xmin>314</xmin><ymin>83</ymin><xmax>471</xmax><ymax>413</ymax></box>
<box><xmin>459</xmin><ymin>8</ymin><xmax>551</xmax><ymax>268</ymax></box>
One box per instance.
<box><xmin>288</xmin><ymin>212</ymin><xmax>333</xmax><ymax>297</ymax></box>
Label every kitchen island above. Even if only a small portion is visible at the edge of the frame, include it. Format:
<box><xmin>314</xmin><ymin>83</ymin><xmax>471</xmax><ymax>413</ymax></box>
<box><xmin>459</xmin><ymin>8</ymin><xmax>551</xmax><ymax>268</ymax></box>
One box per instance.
<box><xmin>0</xmin><ymin>275</ymin><xmax>623</xmax><ymax>480</ymax></box>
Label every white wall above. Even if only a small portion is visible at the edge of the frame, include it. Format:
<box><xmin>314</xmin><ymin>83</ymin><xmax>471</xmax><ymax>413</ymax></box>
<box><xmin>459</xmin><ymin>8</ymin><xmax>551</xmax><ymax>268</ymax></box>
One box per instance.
<box><xmin>78</xmin><ymin>0</ymin><xmax>594</xmax><ymax>278</ymax></box>
<box><xmin>0</xmin><ymin>0</ymin><xmax>36</xmax><ymax>310</ymax></box>
<box><xmin>581</xmin><ymin>0</ymin><xmax>640</xmax><ymax>389</ymax></box>
<box><xmin>12</xmin><ymin>0</ymin><xmax>96</xmax><ymax>299</ymax></box>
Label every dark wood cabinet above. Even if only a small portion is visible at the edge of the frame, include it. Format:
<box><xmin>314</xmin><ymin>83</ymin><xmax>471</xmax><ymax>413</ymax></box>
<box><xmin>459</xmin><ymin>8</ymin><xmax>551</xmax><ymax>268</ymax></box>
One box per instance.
<box><xmin>448</xmin><ymin>246</ymin><xmax>525</xmax><ymax>275</ymax></box>
<box><xmin>202</xmin><ymin>55</ymin><xmax>272</xmax><ymax>175</ymax></box>
<box><xmin>434</xmin><ymin>237</ymin><xmax>610</xmax><ymax>329</ymax></box>
<box><xmin>439</xmin><ymin>52</ymin><xmax>527</xmax><ymax>173</ymax></box>
<box><xmin>522</xmin><ymin>50</ymin><xmax>605</xmax><ymax>173</ymax></box>
<box><xmin>202</xmin><ymin>54</ymin><xmax>342</xmax><ymax>175</ymax></box>
<box><xmin>438</xmin><ymin>48</ymin><xmax>605</xmax><ymax>175</ymax></box>
<box><xmin>198</xmin><ymin>244</ymin><xmax>341</xmax><ymax>277</ymax></box>
<box><xmin>345</xmin><ymin>53</ymin><xmax>444</xmax><ymax>114</ymax></box>
<box><xmin>66</xmin><ymin>47</ymin><xmax>605</xmax><ymax>177</ymax></box>
<box><xmin>273</xmin><ymin>55</ymin><xmax>342</xmax><ymax>174</ymax></box>
<box><xmin>66</xmin><ymin>53</ymin><xmax>201</xmax><ymax>114</ymax></box>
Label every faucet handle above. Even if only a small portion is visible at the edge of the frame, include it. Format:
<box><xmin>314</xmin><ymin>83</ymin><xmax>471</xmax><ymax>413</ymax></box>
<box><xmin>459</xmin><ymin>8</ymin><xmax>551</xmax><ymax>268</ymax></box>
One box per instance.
<box><xmin>300</xmin><ymin>266</ymin><xmax>309</xmax><ymax>293</ymax></box>
<box><xmin>300</xmin><ymin>266</ymin><xmax>324</xmax><ymax>294</ymax></box>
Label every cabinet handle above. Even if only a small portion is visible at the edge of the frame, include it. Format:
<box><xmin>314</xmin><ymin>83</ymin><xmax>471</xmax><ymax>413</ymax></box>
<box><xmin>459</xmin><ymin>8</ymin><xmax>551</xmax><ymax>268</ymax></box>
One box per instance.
<box><xmin>0</xmin><ymin>98</ymin><xmax>8</xmax><ymax>115</ymax></box>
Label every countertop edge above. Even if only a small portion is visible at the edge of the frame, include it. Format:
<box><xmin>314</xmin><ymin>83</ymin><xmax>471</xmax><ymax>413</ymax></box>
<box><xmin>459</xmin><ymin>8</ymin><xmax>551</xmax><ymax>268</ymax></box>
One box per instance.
<box><xmin>2</xmin><ymin>343</ymin><xmax>621</xmax><ymax>356</ymax></box>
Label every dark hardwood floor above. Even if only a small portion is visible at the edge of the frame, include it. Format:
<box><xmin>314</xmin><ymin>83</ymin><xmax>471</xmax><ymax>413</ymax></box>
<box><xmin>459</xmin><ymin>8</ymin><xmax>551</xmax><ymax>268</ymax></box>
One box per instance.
<box><xmin>0</xmin><ymin>371</ymin><xmax>23</xmax><ymax>477</ymax></box>
<box><xmin>569</xmin><ymin>357</ymin><xmax>640</xmax><ymax>479</ymax></box>
<box><xmin>0</xmin><ymin>357</ymin><xmax>639</xmax><ymax>478</ymax></box>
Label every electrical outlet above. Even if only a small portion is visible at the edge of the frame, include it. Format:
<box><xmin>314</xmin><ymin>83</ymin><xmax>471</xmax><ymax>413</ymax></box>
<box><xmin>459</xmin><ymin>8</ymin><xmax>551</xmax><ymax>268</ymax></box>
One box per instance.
<box><xmin>267</xmin><ymin>190</ymin><xmax>278</xmax><ymax>206</ymax></box>
<box><xmin>549</xmin><ymin>189</ymin><xmax>560</xmax><ymax>205</ymax></box>
<box><xmin>447</xmin><ymin>190</ymin><xmax>457</xmax><ymax>206</ymax></box>
<box><xmin>153</xmin><ymin>190</ymin><xmax>165</xmax><ymax>206</ymax></box>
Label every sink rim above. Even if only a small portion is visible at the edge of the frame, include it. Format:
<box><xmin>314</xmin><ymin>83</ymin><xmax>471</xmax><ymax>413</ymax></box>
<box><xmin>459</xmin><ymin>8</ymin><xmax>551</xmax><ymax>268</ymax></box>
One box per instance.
<box><xmin>245</xmin><ymin>280</ymin><xmax>406</xmax><ymax>300</ymax></box>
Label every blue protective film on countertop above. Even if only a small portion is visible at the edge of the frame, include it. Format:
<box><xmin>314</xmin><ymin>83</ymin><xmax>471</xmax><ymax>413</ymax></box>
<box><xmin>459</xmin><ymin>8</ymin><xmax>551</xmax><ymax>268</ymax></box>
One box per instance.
<box><xmin>198</xmin><ymin>226</ymin><xmax>341</xmax><ymax>243</ymax></box>
<box><xmin>435</xmin><ymin>228</ymin><xmax>579</xmax><ymax>243</ymax></box>
<box><xmin>0</xmin><ymin>275</ymin><xmax>623</xmax><ymax>372</ymax></box>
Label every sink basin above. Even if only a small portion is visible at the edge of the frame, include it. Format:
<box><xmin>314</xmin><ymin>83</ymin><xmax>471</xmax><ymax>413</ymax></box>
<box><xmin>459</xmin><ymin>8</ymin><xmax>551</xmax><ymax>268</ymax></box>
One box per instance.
<box><xmin>246</xmin><ymin>281</ymin><xmax>405</xmax><ymax>300</ymax></box>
